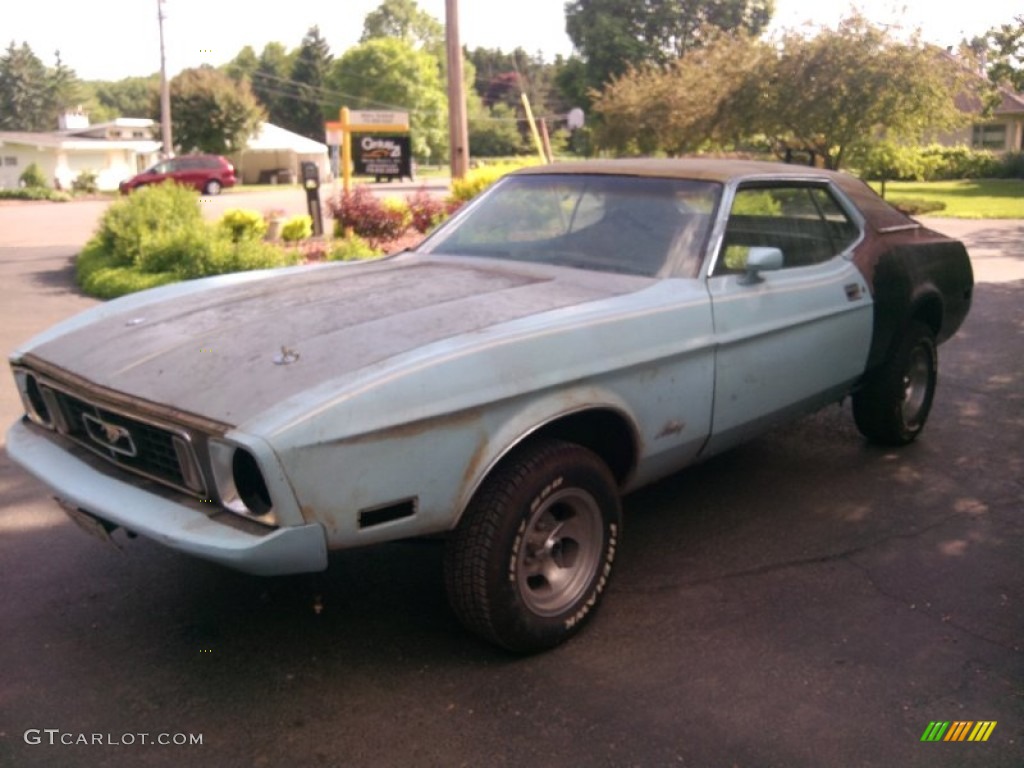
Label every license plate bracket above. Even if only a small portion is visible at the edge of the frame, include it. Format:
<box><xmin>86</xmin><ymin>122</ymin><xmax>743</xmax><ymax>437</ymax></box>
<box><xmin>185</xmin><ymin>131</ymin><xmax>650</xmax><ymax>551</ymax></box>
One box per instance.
<box><xmin>57</xmin><ymin>499</ymin><xmax>121</xmax><ymax>550</ymax></box>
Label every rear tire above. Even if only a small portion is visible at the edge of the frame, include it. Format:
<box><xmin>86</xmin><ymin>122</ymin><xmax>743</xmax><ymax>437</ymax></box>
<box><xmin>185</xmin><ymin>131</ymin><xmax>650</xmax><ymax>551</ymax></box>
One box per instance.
<box><xmin>853</xmin><ymin>321</ymin><xmax>937</xmax><ymax>445</ymax></box>
<box><xmin>444</xmin><ymin>439</ymin><xmax>621</xmax><ymax>653</ymax></box>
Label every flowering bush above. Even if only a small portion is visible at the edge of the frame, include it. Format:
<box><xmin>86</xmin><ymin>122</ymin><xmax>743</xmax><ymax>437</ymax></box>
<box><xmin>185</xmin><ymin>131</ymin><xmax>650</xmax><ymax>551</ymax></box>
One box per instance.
<box><xmin>406</xmin><ymin>187</ymin><xmax>448</xmax><ymax>234</ymax></box>
<box><xmin>327</xmin><ymin>234</ymin><xmax>382</xmax><ymax>261</ymax></box>
<box><xmin>327</xmin><ymin>185</ymin><xmax>409</xmax><ymax>246</ymax></box>
<box><xmin>280</xmin><ymin>214</ymin><xmax>313</xmax><ymax>242</ymax></box>
<box><xmin>447</xmin><ymin>160</ymin><xmax>537</xmax><ymax>204</ymax></box>
<box><xmin>218</xmin><ymin>208</ymin><xmax>268</xmax><ymax>242</ymax></box>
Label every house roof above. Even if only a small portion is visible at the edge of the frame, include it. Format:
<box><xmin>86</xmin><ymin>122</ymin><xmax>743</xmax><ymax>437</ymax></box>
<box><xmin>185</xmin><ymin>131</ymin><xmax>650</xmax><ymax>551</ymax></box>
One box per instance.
<box><xmin>996</xmin><ymin>88</ymin><xmax>1024</xmax><ymax>115</ymax></box>
<box><xmin>243</xmin><ymin>123</ymin><xmax>327</xmax><ymax>154</ymax></box>
<box><xmin>0</xmin><ymin>131</ymin><xmax>161</xmax><ymax>153</ymax></box>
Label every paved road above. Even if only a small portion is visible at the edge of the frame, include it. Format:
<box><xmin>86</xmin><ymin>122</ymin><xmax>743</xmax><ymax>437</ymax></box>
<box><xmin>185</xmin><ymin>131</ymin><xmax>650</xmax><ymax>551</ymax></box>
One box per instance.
<box><xmin>0</xmin><ymin>205</ymin><xmax>1021</xmax><ymax>768</ymax></box>
<box><xmin>0</xmin><ymin>179</ymin><xmax>449</xmax><ymax>248</ymax></box>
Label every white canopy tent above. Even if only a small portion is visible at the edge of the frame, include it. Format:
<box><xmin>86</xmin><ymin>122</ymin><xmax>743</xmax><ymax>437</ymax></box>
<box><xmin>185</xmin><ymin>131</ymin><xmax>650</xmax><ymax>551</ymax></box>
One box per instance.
<box><xmin>230</xmin><ymin>123</ymin><xmax>329</xmax><ymax>185</ymax></box>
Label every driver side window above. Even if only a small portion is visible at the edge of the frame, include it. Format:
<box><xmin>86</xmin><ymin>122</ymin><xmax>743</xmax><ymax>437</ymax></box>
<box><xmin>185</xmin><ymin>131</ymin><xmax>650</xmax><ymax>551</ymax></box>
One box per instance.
<box><xmin>716</xmin><ymin>184</ymin><xmax>859</xmax><ymax>274</ymax></box>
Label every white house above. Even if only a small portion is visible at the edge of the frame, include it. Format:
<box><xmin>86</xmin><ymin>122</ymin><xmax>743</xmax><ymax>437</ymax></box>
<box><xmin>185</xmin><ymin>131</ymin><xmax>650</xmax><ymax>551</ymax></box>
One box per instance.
<box><xmin>0</xmin><ymin>116</ymin><xmax>162</xmax><ymax>192</ymax></box>
<box><xmin>963</xmin><ymin>87</ymin><xmax>1024</xmax><ymax>153</ymax></box>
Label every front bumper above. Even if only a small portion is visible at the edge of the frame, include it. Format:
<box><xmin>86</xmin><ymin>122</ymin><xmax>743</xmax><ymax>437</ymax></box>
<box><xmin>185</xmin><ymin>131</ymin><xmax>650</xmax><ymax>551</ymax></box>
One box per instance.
<box><xmin>6</xmin><ymin>419</ymin><xmax>328</xmax><ymax>576</ymax></box>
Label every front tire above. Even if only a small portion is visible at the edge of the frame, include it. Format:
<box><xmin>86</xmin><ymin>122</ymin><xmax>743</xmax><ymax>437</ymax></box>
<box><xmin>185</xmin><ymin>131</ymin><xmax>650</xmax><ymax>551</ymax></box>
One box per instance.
<box><xmin>444</xmin><ymin>439</ymin><xmax>621</xmax><ymax>653</ymax></box>
<box><xmin>853</xmin><ymin>321</ymin><xmax>937</xmax><ymax>445</ymax></box>
<box><xmin>204</xmin><ymin>179</ymin><xmax>222</xmax><ymax>195</ymax></box>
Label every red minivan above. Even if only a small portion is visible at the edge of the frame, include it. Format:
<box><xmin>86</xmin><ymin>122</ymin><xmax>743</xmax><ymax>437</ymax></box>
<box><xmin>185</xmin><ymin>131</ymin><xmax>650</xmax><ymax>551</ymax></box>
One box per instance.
<box><xmin>119</xmin><ymin>154</ymin><xmax>236</xmax><ymax>195</ymax></box>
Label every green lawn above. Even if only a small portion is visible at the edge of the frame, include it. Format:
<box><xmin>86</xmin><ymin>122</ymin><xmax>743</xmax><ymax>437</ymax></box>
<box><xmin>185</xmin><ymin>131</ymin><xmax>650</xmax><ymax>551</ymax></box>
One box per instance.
<box><xmin>869</xmin><ymin>179</ymin><xmax>1024</xmax><ymax>219</ymax></box>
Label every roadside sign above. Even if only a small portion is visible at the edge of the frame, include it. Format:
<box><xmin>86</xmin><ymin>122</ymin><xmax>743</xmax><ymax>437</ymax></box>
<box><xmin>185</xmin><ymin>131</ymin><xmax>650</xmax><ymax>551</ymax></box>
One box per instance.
<box><xmin>348</xmin><ymin>111</ymin><xmax>409</xmax><ymax>129</ymax></box>
<box><xmin>325</xmin><ymin>121</ymin><xmax>343</xmax><ymax>145</ymax></box>
<box><xmin>354</xmin><ymin>136</ymin><xmax>412</xmax><ymax>180</ymax></box>
<box><xmin>327</xmin><ymin>107</ymin><xmax>413</xmax><ymax>193</ymax></box>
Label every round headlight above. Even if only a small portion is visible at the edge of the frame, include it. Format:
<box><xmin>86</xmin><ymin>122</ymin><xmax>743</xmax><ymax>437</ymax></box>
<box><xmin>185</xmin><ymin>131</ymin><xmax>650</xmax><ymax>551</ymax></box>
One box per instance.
<box><xmin>232</xmin><ymin>448</ymin><xmax>273</xmax><ymax>517</ymax></box>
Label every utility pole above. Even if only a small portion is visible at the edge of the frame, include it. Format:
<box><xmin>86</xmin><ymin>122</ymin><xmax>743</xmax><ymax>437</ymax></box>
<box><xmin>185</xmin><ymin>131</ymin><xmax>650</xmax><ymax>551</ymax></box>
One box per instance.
<box><xmin>157</xmin><ymin>0</ymin><xmax>174</xmax><ymax>158</ymax></box>
<box><xmin>444</xmin><ymin>0</ymin><xmax>469</xmax><ymax>179</ymax></box>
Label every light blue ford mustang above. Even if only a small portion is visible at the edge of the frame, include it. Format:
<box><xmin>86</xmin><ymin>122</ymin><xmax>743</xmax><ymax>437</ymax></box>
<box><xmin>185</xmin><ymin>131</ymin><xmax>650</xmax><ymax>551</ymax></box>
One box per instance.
<box><xmin>7</xmin><ymin>159</ymin><xmax>973</xmax><ymax>651</ymax></box>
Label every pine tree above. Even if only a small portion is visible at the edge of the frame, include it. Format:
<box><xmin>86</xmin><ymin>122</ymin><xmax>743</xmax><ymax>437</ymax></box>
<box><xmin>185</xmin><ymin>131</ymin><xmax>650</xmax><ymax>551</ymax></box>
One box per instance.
<box><xmin>280</xmin><ymin>27</ymin><xmax>333</xmax><ymax>140</ymax></box>
<box><xmin>0</xmin><ymin>42</ymin><xmax>51</xmax><ymax>131</ymax></box>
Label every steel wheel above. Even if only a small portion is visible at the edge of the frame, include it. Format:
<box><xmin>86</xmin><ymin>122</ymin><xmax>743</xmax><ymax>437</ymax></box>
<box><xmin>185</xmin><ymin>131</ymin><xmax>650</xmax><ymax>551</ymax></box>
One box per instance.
<box><xmin>853</xmin><ymin>320</ymin><xmax>937</xmax><ymax>445</ymax></box>
<box><xmin>901</xmin><ymin>343</ymin><xmax>932</xmax><ymax>429</ymax></box>
<box><xmin>444</xmin><ymin>438</ymin><xmax>621</xmax><ymax>653</ymax></box>
<box><xmin>516</xmin><ymin>487</ymin><xmax>604</xmax><ymax>617</ymax></box>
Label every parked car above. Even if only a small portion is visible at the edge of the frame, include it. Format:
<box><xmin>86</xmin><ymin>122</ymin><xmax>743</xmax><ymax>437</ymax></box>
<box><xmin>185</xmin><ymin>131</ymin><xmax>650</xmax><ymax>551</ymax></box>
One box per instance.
<box><xmin>118</xmin><ymin>154</ymin><xmax>236</xmax><ymax>195</ymax></box>
<box><xmin>8</xmin><ymin>159</ymin><xmax>973</xmax><ymax>652</ymax></box>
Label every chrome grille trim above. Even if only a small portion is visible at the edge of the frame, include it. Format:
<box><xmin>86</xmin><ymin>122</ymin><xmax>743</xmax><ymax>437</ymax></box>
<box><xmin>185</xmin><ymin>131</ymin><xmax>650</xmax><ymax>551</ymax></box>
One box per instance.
<box><xmin>23</xmin><ymin>374</ymin><xmax>208</xmax><ymax>498</ymax></box>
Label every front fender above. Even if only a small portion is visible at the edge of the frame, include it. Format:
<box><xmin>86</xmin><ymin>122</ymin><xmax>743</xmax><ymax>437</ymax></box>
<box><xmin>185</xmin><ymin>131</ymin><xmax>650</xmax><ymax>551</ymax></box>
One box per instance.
<box><xmin>452</xmin><ymin>388</ymin><xmax>640</xmax><ymax>522</ymax></box>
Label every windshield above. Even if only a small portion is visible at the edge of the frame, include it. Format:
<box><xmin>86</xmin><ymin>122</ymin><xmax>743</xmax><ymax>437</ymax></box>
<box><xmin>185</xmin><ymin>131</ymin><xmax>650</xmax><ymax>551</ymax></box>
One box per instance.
<box><xmin>419</xmin><ymin>174</ymin><xmax>721</xmax><ymax>277</ymax></box>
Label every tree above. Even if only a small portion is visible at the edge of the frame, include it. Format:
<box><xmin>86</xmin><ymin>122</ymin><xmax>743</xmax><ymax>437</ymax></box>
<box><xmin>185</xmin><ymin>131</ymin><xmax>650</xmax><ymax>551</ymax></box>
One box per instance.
<box><xmin>468</xmin><ymin>103</ymin><xmax>527</xmax><ymax>156</ymax></box>
<box><xmin>0</xmin><ymin>42</ymin><xmax>72</xmax><ymax>131</ymax></box>
<box><xmin>223</xmin><ymin>45</ymin><xmax>259</xmax><ymax>84</ymax></box>
<box><xmin>163</xmin><ymin>66</ymin><xmax>265</xmax><ymax>154</ymax></box>
<box><xmin>48</xmin><ymin>50</ymin><xmax>82</xmax><ymax>120</ymax></box>
<box><xmin>361</xmin><ymin>0</ymin><xmax>443</xmax><ymax>50</ymax></box>
<box><xmin>248</xmin><ymin>42</ymin><xmax>295</xmax><ymax>127</ymax></box>
<box><xmin>592</xmin><ymin>32</ymin><xmax>766</xmax><ymax>155</ymax></box>
<box><xmin>589</xmin><ymin>15</ymin><xmax>974</xmax><ymax>169</ymax></box>
<box><xmin>88</xmin><ymin>75</ymin><xmax>159</xmax><ymax>119</ymax></box>
<box><xmin>565</xmin><ymin>0</ymin><xmax>774</xmax><ymax>93</ymax></box>
<box><xmin>329</xmin><ymin>38</ymin><xmax>448</xmax><ymax>162</ymax></box>
<box><xmin>760</xmin><ymin>17</ymin><xmax>974</xmax><ymax>169</ymax></box>
<box><xmin>280</xmin><ymin>27</ymin><xmax>334</xmax><ymax>140</ymax></box>
<box><xmin>969</xmin><ymin>15</ymin><xmax>1024</xmax><ymax>91</ymax></box>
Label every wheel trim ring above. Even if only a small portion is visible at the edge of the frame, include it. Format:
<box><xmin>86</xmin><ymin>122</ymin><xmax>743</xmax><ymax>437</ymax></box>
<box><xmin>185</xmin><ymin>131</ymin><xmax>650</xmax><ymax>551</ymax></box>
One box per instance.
<box><xmin>901</xmin><ymin>345</ymin><xmax>932</xmax><ymax>427</ymax></box>
<box><xmin>515</xmin><ymin>487</ymin><xmax>603</xmax><ymax>618</ymax></box>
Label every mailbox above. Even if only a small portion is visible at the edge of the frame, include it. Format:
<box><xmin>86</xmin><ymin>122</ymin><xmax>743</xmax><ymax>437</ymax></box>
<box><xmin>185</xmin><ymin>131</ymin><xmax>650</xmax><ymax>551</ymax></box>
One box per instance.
<box><xmin>301</xmin><ymin>161</ymin><xmax>320</xmax><ymax>190</ymax></box>
<box><xmin>300</xmin><ymin>161</ymin><xmax>324</xmax><ymax>236</ymax></box>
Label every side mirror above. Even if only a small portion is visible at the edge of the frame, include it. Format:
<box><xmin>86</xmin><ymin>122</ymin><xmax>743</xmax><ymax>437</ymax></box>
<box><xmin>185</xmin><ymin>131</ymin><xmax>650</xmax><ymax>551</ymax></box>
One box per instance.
<box><xmin>738</xmin><ymin>246</ymin><xmax>783</xmax><ymax>285</ymax></box>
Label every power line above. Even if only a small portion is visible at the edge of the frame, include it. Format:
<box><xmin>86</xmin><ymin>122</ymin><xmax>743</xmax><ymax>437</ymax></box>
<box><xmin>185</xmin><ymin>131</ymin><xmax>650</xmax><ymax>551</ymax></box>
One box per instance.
<box><xmin>249</xmin><ymin>70</ymin><xmax>412</xmax><ymax>113</ymax></box>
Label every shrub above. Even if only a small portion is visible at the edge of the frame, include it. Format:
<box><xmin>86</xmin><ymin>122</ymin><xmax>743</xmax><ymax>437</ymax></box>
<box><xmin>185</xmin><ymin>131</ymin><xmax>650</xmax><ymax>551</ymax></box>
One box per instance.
<box><xmin>71</xmin><ymin>170</ymin><xmax>99</xmax><ymax>195</ymax></box>
<box><xmin>382</xmin><ymin>197</ymin><xmax>412</xmax><ymax>231</ymax></box>
<box><xmin>90</xmin><ymin>182</ymin><xmax>204</xmax><ymax>267</ymax></box>
<box><xmin>920</xmin><ymin>146</ymin><xmax>1000</xmax><ymax>180</ymax></box>
<box><xmin>889</xmin><ymin>198</ymin><xmax>947</xmax><ymax>216</ymax></box>
<box><xmin>146</xmin><ymin>227</ymin><xmax>297</xmax><ymax>279</ymax></box>
<box><xmin>327</xmin><ymin>185</ymin><xmax>409</xmax><ymax>245</ymax></box>
<box><xmin>77</xmin><ymin>184</ymin><xmax>301</xmax><ymax>298</ymax></box>
<box><xmin>406</xmin><ymin>188</ymin><xmax>447</xmax><ymax>233</ymax></box>
<box><xmin>280</xmin><ymin>214</ymin><xmax>313</xmax><ymax>242</ymax></box>
<box><xmin>447</xmin><ymin>159</ymin><xmax>541</xmax><ymax>204</ymax></box>
<box><xmin>19</xmin><ymin>162</ymin><xmax>48</xmax><ymax>189</ymax></box>
<box><xmin>0</xmin><ymin>188</ymin><xmax>70</xmax><ymax>202</ymax></box>
<box><xmin>218</xmin><ymin>208</ymin><xmax>268</xmax><ymax>242</ymax></box>
<box><xmin>80</xmin><ymin>266</ymin><xmax>179</xmax><ymax>300</ymax></box>
<box><xmin>856</xmin><ymin>143</ymin><xmax>1002</xmax><ymax>182</ymax></box>
<box><xmin>996</xmin><ymin>152</ymin><xmax>1024</xmax><ymax>179</ymax></box>
<box><xmin>326</xmin><ymin>235</ymin><xmax>382</xmax><ymax>261</ymax></box>
<box><xmin>75</xmin><ymin>239</ymin><xmax>118</xmax><ymax>286</ymax></box>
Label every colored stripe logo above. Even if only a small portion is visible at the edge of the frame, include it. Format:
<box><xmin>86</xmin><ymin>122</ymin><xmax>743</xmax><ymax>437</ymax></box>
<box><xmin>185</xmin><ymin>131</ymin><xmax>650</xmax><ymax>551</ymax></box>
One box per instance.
<box><xmin>921</xmin><ymin>721</ymin><xmax>997</xmax><ymax>742</ymax></box>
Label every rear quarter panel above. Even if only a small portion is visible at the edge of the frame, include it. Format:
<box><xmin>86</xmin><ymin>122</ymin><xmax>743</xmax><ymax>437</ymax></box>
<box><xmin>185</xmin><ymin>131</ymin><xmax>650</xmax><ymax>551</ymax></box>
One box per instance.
<box><xmin>855</xmin><ymin>231</ymin><xmax>974</xmax><ymax>370</ymax></box>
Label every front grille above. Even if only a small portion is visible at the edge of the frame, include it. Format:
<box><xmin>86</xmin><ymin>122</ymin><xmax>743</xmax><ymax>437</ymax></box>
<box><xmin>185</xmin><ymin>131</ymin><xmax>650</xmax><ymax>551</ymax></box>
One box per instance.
<box><xmin>41</xmin><ymin>382</ymin><xmax>205</xmax><ymax>497</ymax></box>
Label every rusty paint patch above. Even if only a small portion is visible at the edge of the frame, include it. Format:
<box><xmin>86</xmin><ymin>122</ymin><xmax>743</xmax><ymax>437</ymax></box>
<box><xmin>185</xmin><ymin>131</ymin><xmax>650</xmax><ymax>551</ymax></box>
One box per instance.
<box><xmin>656</xmin><ymin>420</ymin><xmax>685</xmax><ymax>439</ymax></box>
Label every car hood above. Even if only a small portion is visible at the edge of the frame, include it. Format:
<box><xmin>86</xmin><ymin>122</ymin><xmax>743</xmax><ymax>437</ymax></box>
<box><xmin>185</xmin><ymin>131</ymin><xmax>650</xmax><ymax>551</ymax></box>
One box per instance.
<box><xmin>22</xmin><ymin>257</ymin><xmax>641</xmax><ymax>427</ymax></box>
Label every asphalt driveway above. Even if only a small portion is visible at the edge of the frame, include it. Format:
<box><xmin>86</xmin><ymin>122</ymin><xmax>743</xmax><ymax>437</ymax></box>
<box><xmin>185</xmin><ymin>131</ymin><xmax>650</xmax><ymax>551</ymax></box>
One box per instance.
<box><xmin>0</xmin><ymin>205</ymin><xmax>1020</xmax><ymax>767</ymax></box>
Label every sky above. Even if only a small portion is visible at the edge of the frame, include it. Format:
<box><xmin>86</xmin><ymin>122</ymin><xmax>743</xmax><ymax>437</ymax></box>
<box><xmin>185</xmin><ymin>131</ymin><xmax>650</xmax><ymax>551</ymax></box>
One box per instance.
<box><xmin>4</xmin><ymin>0</ymin><xmax>1021</xmax><ymax>82</ymax></box>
